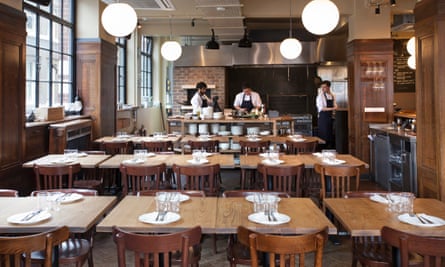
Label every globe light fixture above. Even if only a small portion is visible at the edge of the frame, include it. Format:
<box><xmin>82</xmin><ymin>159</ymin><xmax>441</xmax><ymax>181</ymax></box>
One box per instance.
<box><xmin>302</xmin><ymin>0</ymin><xmax>340</xmax><ymax>35</ymax></box>
<box><xmin>407</xmin><ymin>55</ymin><xmax>416</xmax><ymax>70</ymax></box>
<box><xmin>161</xmin><ymin>41</ymin><xmax>182</xmax><ymax>61</ymax></box>
<box><xmin>160</xmin><ymin>17</ymin><xmax>183</xmax><ymax>61</ymax></box>
<box><xmin>101</xmin><ymin>3</ymin><xmax>137</xmax><ymax>37</ymax></box>
<box><xmin>407</xmin><ymin>37</ymin><xmax>415</xmax><ymax>55</ymax></box>
<box><xmin>280</xmin><ymin>38</ymin><xmax>303</xmax><ymax>60</ymax></box>
<box><xmin>280</xmin><ymin>0</ymin><xmax>302</xmax><ymax>60</ymax></box>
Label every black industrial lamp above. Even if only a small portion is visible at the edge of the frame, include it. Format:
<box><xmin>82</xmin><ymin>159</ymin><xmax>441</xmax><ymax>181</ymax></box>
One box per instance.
<box><xmin>390</xmin><ymin>0</ymin><xmax>396</xmax><ymax>6</ymax></box>
<box><xmin>238</xmin><ymin>29</ymin><xmax>252</xmax><ymax>48</ymax></box>
<box><xmin>206</xmin><ymin>29</ymin><xmax>220</xmax><ymax>50</ymax></box>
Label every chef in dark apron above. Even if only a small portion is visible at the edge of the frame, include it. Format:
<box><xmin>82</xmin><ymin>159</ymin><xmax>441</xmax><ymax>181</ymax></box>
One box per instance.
<box><xmin>233</xmin><ymin>82</ymin><xmax>262</xmax><ymax>113</ymax></box>
<box><xmin>191</xmin><ymin>81</ymin><xmax>211</xmax><ymax>114</ymax></box>
<box><xmin>316</xmin><ymin>80</ymin><xmax>337</xmax><ymax>149</ymax></box>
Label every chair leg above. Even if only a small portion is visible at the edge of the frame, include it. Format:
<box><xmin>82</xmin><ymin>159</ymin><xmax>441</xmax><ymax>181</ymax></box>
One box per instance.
<box><xmin>213</xmin><ymin>233</ymin><xmax>217</xmax><ymax>254</ymax></box>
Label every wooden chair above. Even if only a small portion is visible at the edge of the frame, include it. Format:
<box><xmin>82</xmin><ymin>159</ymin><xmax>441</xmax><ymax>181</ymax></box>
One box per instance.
<box><xmin>100</xmin><ymin>141</ymin><xmax>133</xmax><ymax>193</ymax></box>
<box><xmin>119</xmin><ymin>163</ymin><xmax>169</xmax><ymax>195</ymax></box>
<box><xmin>344</xmin><ymin>191</ymin><xmax>392</xmax><ymax>267</ymax></box>
<box><xmin>73</xmin><ymin>151</ymin><xmax>105</xmax><ymax>194</ymax></box>
<box><xmin>33</xmin><ymin>163</ymin><xmax>81</xmax><ymax>190</ymax></box>
<box><xmin>0</xmin><ymin>189</ymin><xmax>18</xmax><ymax>197</ymax></box>
<box><xmin>222</xmin><ymin>190</ymin><xmax>290</xmax><ymax>198</ymax></box>
<box><xmin>239</xmin><ymin>140</ymin><xmax>270</xmax><ymax>155</ymax></box>
<box><xmin>248</xmin><ymin>227</ymin><xmax>329</xmax><ymax>267</ymax></box>
<box><xmin>226</xmin><ymin>226</ymin><xmax>263</xmax><ymax>267</ymax></box>
<box><xmin>188</xmin><ymin>140</ymin><xmax>220</xmax><ymax>153</ymax></box>
<box><xmin>314</xmin><ymin>163</ymin><xmax>361</xmax><ymax>212</ymax></box>
<box><xmin>286</xmin><ymin>139</ymin><xmax>318</xmax><ymax>154</ymax></box>
<box><xmin>257</xmin><ymin>163</ymin><xmax>305</xmax><ymax>197</ymax></box>
<box><xmin>0</xmin><ymin>226</ymin><xmax>69</xmax><ymax>267</ymax></box>
<box><xmin>141</xmin><ymin>140</ymin><xmax>174</xmax><ymax>153</ymax></box>
<box><xmin>29</xmin><ymin>190</ymin><xmax>97</xmax><ymax>267</ymax></box>
<box><xmin>172</xmin><ymin>163</ymin><xmax>221</xmax><ymax>197</ymax></box>
<box><xmin>112</xmin><ymin>225</ymin><xmax>202</xmax><ymax>267</ymax></box>
<box><xmin>137</xmin><ymin>189</ymin><xmax>205</xmax><ymax>197</ymax></box>
<box><xmin>381</xmin><ymin>226</ymin><xmax>444</xmax><ymax>267</ymax></box>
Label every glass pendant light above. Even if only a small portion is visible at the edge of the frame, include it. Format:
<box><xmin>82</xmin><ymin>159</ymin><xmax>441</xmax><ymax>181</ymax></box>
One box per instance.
<box><xmin>407</xmin><ymin>37</ymin><xmax>415</xmax><ymax>55</ymax></box>
<box><xmin>161</xmin><ymin>17</ymin><xmax>182</xmax><ymax>61</ymax></box>
<box><xmin>280</xmin><ymin>0</ymin><xmax>302</xmax><ymax>60</ymax></box>
<box><xmin>302</xmin><ymin>0</ymin><xmax>340</xmax><ymax>35</ymax></box>
<box><xmin>101</xmin><ymin>3</ymin><xmax>137</xmax><ymax>37</ymax></box>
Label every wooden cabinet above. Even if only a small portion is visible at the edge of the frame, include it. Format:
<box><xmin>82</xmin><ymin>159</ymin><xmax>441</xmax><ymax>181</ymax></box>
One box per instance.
<box><xmin>49</xmin><ymin>119</ymin><xmax>93</xmax><ymax>153</ymax></box>
<box><xmin>25</xmin><ymin>126</ymin><xmax>49</xmax><ymax>161</ymax></box>
<box><xmin>347</xmin><ymin>39</ymin><xmax>394</xmax><ymax>164</ymax></box>
<box><xmin>414</xmin><ymin>0</ymin><xmax>445</xmax><ymax>199</ymax></box>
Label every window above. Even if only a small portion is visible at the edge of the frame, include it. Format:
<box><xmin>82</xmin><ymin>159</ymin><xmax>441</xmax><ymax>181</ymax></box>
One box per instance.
<box><xmin>24</xmin><ymin>0</ymin><xmax>74</xmax><ymax>114</ymax></box>
<box><xmin>116</xmin><ymin>38</ymin><xmax>127</xmax><ymax>105</ymax></box>
<box><xmin>140</xmin><ymin>36</ymin><xmax>153</xmax><ymax>106</ymax></box>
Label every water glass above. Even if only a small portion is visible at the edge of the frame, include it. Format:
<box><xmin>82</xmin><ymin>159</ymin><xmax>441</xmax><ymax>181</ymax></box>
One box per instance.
<box><xmin>47</xmin><ymin>192</ymin><xmax>63</xmax><ymax>211</ymax></box>
<box><xmin>37</xmin><ymin>192</ymin><xmax>50</xmax><ymax>211</ymax></box>
<box><xmin>192</xmin><ymin>149</ymin><xmax>202</xmax><ymax>162</ymax></box>
<box><xmin>64</xmin><ymin>149</ymin><xmax>78</xmax><ymax>160</ymax></box>
<box><xmin>269</xmin><ymin>150</ymin><xmax>279</xmax><ymax>162</ymax></box>
<box><xmin>322</xmin><ymin>149</ymin><xmax>337</xmax><ymax>162</ymax></box>
<box><xmin>387</xmin><ymin>192</ymin><xmax>414</xmax><ymax>214</ymax></box>
<box><xmin>133</xmin><ymin>149</ymin><xmax>147</xmax><ymax>161</ymax></box>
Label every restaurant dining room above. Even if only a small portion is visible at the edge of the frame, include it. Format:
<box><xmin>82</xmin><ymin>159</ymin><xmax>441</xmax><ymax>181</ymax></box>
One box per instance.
<box><xmin>2</xmin><ymin>0</ymin><xmax>445</xmax><ymax>266</ymax></box>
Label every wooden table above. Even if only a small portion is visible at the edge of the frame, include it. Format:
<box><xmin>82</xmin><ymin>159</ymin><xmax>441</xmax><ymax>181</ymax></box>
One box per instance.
<box><xmin>98</xmin><ymin>153</ymin><xmax>236</xmax><ymax>169</ymax></box>
<box><xmin>179</xmin><ymin>135</ymin><xmax>324</xmax><ymax>146</ymax></box>
<box><xmin>94</xmin><ymin>135</ymin><xmax>182</xmax><ymax>145</ymax></box>
<box><xmin>0</xmin><ymin>196</ymin><xmax>116</xmax><ymax>234</ymax></box>
<box><xmin>96</xmin><ymin>196</ymin><xmax>218</xmax><ymax>234</ymax></box>
<box><xmin>96</xmin><ymin>196</ymin><xmax>337</xmax><ymax>235</ymax></box>
<box><xmin>215</xmin><ymin>197</ymin><xmax>337</xmax><ymax>235</ymax></box>
<box><xmin>297</xmin><ymin>154</ymin><xmax>369</xmax><ymax>169</ymax></box>
<box><xmin>22</xmin><ymin>154</ymin><xmax>111</xmax><ymax>169</ymax></box>
<box><xmin>324</xmin><ymin>198</ymin><xmax>445</xmax><ymax>237</ymax></box>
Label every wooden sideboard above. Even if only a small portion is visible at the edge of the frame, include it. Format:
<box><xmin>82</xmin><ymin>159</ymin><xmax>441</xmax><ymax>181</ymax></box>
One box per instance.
<box><xmin>48</xmin><ymin>119</ymin><xmax>93</xmax><ymax>153</ymax></box>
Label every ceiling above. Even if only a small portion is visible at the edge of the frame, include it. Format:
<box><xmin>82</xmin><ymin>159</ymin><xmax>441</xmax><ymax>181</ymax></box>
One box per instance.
<box><xmin>102</xmin><ymin>0</ymin><xmax>416</xmax><ymax>44</ymax></box>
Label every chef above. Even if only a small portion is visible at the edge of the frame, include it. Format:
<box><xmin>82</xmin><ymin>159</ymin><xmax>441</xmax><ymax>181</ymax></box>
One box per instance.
<box><xmin>190</xmin><ymin>81</ymin><xmax>211</xmax><ymax>114</ymax></box>
<box><xmin>233</xmin><ymin>82</ymin><xmax>262</xmax><ymax>113</ymax></box>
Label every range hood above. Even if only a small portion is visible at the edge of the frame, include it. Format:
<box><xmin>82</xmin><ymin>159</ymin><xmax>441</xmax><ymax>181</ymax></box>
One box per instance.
<box><xmin>175</xmin><ymin>36</ymin><xmax>347</xmax><ymax>67</ymax></box>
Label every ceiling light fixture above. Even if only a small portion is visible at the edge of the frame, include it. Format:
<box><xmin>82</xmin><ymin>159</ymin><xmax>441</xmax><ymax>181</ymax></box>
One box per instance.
<box><xmin>407</xmin><ymin>37</ymin><xmax>415</xmax><ymax>55</ymax></box>
<box><xmin>161</xmin><ymin>17</ymin><xmax>182</xmax><ymax>61</ymax></box>
<box><xmin>407</xmin><ymin>55</ymin><xmax>416</xmax><ymax>69</ymax></box>
<box><xmin>280</xmin><ymin>0</ymin><xmax>302</xmax><ymax>60</ymax></box>
<box><xmin>390</xmin><ymin>0</ymin><xmax>396</xmax><ymax>6</ymax></box>
<box><xmin>238</xmin><ymin>29</ymin><xmax>252</xmax><ymax>48</ymax></box>
<box><xmin>302</xmin><ymin>0</ymin><xmax>340</xmax><ymax>35</ymax></box>
<box><xmin>206</xmin><ymin>29</ymin><xmax>220</xmax><ymax>50</ymax></box>
<box><xmin>101</xmin><ymin>3</ymin><xmax>137</xmax><ymax>37</ymax></box>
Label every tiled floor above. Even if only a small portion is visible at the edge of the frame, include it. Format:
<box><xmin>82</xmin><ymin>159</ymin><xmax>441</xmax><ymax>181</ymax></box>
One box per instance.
<box><xmin>92</xmin><ymin>169</ymin><xmax>382</xmax><ymax>267</ymax></box>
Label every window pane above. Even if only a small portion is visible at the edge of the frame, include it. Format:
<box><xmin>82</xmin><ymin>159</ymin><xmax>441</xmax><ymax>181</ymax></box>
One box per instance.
<box><xmin>52</xmin><ymin>22</ymin><xmax>61</xmax><ymax>52</ymax></box>
<box><xmin>39</xmin><ymin>49</ymin><xmax>51</xmax><ymax>82</ymax></box>
<box><xmin>25</xmin><ymin>10</ymin><xmax>37</xmax><ymax>46</ymax></box>
<box><xmin>63</xmin><ymin>83</ymin><xmax>73</xmax><ymax>102</ymax></box>
<box><xmin>62</xmin><ymin>25</ymin><xmax>72</xmax><ymax>54</ymax></box>
<box><xmin>62</xmin><ymin>55</ymin><xmax>72</xmax><ymax>82</ymax></box>
<box><xmin>26</xmin><ymin>81</ymin><xmax>36</xmax><ymax>114</ymax></box>
<box><xmin>39</xmin><ymin>17</ymin><xmax>51</xmax><ymax>50</ymax></box>
<box><xmin>51</xmin><ymin>82</ymin><xmax>62</xmax><ymax>106</ymax></box>
<box><xmin>63</xmin><ymin>0</ymin><xmax>73</xmax><ymax>22</ymax></box>
<box><xmin>38</xmin><ymin>82</ymin><xmax>50</xmax><ymax>106</ymax></box>
<box><xmin>52</xmin><ymin>51</ymin><xmax>62</xmax><ymax>82</ymax></box>
<box><xmin>52</xmin><ymin>0</ymin><xmax>62</xmax><ymax>18</ymax></box>
<box><xmin>26</xmin><ymin>47</ymin><xmax>37</xmax><ymax>80</ymax></box>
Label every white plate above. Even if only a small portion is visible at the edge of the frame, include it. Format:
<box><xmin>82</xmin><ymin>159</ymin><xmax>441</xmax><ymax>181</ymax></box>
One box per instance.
<box><xmin>261</xmin><ymin>159</ymin><xmax>284</xmax><ymax>166</ymax></box>
<box><xmin>122</xmin><ymin>159</ymin><xmax>145</xmax><ymax>164</ymax></box>
<box><xmin>398</xmin><ymin>213</ymin><xmax>445</xmax><ymax>227</ymax></box>
<box><xmin>76</xmin><ymin>152</ymin><xmax>88</xmax><ymax>157</ymax></box>
<box><xmin>259</xmin><ymin>153</ymin><xmax>268</xmax><ymax>157</ymax></box>
<box><xmin>156</xmin><ymin>193</ymin><xmax>190</xmax><ymax>202</ymax></box>
<box><xmin>248</xmin><ymin>212</ymin><xmax>290</xmax><ymax>225</ymax></box>
<box><xmin>187</xmin><ymin>159</ymin><xmax>209</xmax><ymax>165</ymax></box>
<box><xmin>245</xmin><ymin>195</ymin><xmax>281</xmax><ymax>203</ymax></box>
<box><xmin>202</xmin><ymin>152</ymin><xmax>214</xmax><ymax>157</ymax></box>
<box><xmin>291</xmin><ymin>138</ymin><xmax>306</xmax><ymax>142</ymax></box>
<box><xmin>138</xmin><ymin>212</ymin><xmax>181</xmax><ymax>225</ymax></box>
<box><xmin>247</xmin><ymin>138</ymin><xmax>262</xmax><ymax>142</ymax></box>
<box><xmin>322</xmin><ymin>159</ymin><xmax>346</xmax><ymax>165</ymax></box>
<box><xmin>312</xmin><ymin>152</ymin><xmax>323</xmax><ymax>157</ymax></box>
<box><xmin>50</xmin><ymin>158</ymin><xmax>76</xmax><ymax>164</ymax></box>
<box><xmin>259</xmin><ymin>131</ymin><xmax>270</xmax><ymax>136</ymax></box>
<box><xmin>369</xmin><ymin>194</ymin><xmax>389</xmax><ymax>204</ymax></box>
<box><xmin>7</xmin><ymin>210</ymin><xmax>52</xmax><ymax>225</ymax></box>
<box><xmin>57</xmin><ymin>193</ymin><xmax>84</xmax><ymax>204</ymax></box>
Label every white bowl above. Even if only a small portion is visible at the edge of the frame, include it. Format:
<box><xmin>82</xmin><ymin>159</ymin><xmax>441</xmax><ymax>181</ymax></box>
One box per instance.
<box><xmin>213</xmin><ymin>112</ymin><xmax>223</xmax><ymax>119</ymax></box>
<box><xmin>231</xmin><ymin>126</ymin><xmax>243</xmax><ymax>136</ymax></box>
<box><xmin>219</xmin><ymin>143</ymin><xmax>229</xmax><ymax>150</ymax></box>
<box><xmin>247</xmin><ymin>127</ymin><xmax>260</xmax><ymax>135</ymax></box>
<box><xmin>218</xmin><ymin>131</ymin><xmax>231</xmax><ymax>136</ymax></box>
<box><xmin>231</xmin><ymin>143</ymin><xmax>241</xmax><ymax>150</ymax></box>
<box><xmin>259</xmin><ymin>130</ymin><xmax>270</xmax><ymax>136</ymax></box>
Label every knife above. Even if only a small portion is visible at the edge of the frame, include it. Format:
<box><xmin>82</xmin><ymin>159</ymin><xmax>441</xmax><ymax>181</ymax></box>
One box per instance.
<box><xmin>418</xmin><ymin>214</ymin><xmax>435</xmax><ymax>224</ymax></box>
<box><xmin>21</xmin><ymin>209</ymin><xmax>43</xmax><ymax>221</ymax></box>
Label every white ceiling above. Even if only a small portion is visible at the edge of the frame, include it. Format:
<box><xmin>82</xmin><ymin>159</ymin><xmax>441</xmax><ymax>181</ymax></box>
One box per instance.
<box><xmin>102</xmin><ymin>0</ymin><xmax>416</xmax><ymax>43</ymax></box>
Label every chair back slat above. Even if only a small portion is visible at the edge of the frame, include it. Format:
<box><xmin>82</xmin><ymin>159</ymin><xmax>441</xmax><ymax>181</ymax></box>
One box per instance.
<box><xmin>34</xmin><ymin>163</ymin><xmax>81</xmax><ymax>190</ymax></box>
<box><xmin>188</xmin><ymin>140</ymin><xmax>219</xmax><ymax>153</ymax></box>
<box><xmin>172</xmin><ymin>164</ymin><xmax>220</xmax><ymax>196</ymax></box>
<box><xmin>119</xmin><ymin>163</ymin><xmax>168</xmax><ymax>195</ymax></box>
<box><xmin>286</xmin><ymin>140</ymin><xmax>317</xmax><ymax>154</ymax></box>
<box><xmin>141</xmin><ymin>141</ymin><xmax>174</xmax><ymax>153</ymax></box>
<box><xmin>240</xmin><ymin>140</ymin><xmax>270</xmax><ymax>155</ymax></box>
<box><xmin>258</xmin><ymin>163</ymin><xmax>304</xmax><ymax>197</ymax></box>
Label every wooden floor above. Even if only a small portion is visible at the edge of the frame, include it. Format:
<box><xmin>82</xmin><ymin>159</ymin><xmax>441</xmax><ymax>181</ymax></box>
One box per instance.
<box><xmin>92</xmin><ymin>171</ymin><xmax>383</xmax><ymax>267</ymax></box>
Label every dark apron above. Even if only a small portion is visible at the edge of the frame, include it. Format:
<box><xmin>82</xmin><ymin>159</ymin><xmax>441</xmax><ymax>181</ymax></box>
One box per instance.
<box><xmin>318</xmin><ymin>93</ymin><xmax>334</xmax><ymax>147</ymax></box>
<box><xmin>201</xmin><ymin>95</ymin><xmax>208</xmax><ymax>108</ymax></box>
<box><xmin>240</xmin><ymin>94</ymin><xmax>254</xmax><ymax>112</ymax></box>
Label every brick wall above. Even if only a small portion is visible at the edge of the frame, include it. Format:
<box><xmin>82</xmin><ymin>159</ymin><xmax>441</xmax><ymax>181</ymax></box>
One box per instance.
<box><xmin>172</xmin><ymin>67</ymin><xmax>225</xmax><ymax>115</ymax></box>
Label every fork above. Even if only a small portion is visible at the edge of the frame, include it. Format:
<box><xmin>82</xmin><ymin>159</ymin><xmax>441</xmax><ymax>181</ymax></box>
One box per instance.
<box><xmin>21</xmin><ymin>209</ymin><xmax>43</xmax><ymax>221</ymax></box>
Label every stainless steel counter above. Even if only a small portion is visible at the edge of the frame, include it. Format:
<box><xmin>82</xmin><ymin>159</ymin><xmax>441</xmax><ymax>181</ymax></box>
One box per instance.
<box><xmin>369</xmin><ymin>123</ymin><xmax>416</xmax><ymax>141</ymax></box>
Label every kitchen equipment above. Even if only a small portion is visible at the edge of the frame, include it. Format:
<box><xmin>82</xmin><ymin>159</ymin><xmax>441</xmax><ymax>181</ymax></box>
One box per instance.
<box><xmin>210</xmin><ymin>123</ymin><xmax>219</xmax><ymax>134</ymax></box>
<box><xmin>219</xmin><ymin>125</ymin><xmax>227</xmax><ymax>131</ymax></box>
<box><xmin>198</xmin><ymin>123</ymin><xmax>209</xmax><ymax>135</ymax></box>
<box><xmin>188</xmin><ymin>123</ymin><xmax>197</xmax><ymax>135</ymax></box>
<box><xmin>202</xmin><ymin>107</ymin><xmax>213</xmax><ymax>119</ymax></box>
<box><xmin>213</xmin><ymin>112</ymin><xmax>223</xmax><ymax>119</ymax></box>
<box><xmin>231</xmin><ymin>125</ymin><xmax>243</xmax><ymax>136</ymax></box>
<box><xmin>247</xmin><ymin>127</ymin><xmax>260</xmax><ymax>135</ymax></box>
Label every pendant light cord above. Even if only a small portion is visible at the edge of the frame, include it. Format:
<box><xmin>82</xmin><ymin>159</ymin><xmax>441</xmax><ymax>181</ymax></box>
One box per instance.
<box><xmin>169</xmin><ymin>16</ymin><xmax>173</xmax><ymax>40</ymax></box>
<box><xmin>289</xmin><ymin>0</ymin><xmax>293</xmax><ymax>38</ymax></box>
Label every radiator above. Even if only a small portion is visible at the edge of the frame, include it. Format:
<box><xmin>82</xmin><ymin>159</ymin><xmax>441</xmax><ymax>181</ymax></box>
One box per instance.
<box><xmin>49</xmin><ymin>119</ymin><xmax>93</xmax><ymax>153</ymax></box>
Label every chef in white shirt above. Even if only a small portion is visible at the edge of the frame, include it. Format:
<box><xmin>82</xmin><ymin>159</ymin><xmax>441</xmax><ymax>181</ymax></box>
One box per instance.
<box><xmin>190</xmin><ymin>81</ymin><xmax>211</xmax><ymax>114</ymax></box>
<box><xmin>233</xmin><ymin>82</ymin><xmax>262</xmax><ymax>112</ymax></box>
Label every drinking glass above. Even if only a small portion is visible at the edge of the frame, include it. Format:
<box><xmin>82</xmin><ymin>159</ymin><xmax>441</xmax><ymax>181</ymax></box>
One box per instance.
<box><xmin>192</xmin><ymin>149</ymin><xmax>202</xmax><ymax>162</ymax></box>
<box><xmin>37</xmin><ymin>192</ymin><xmax>50</xmax><ymax>211</ymax></box>
<box><xmin>64</xmin><ymin>149</ymin><xmax>78</xmax><ymax>160</ymax></box>
<box><xmin>322</xmin><ymin>149</ymin><xmax>337</xmax><ymax>162</ymax></box>
<box><xmin>133</xmin><ymin>149</ymin><xmax>147</xmax><ymax>161</ymax></box>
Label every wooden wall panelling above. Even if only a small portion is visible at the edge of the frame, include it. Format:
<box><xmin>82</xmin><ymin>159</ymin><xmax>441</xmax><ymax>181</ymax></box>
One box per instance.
<box><xmin>347</xmin><ymin>39</ymin><xmax>394</xmax><ymax>165</ymax></box>
<box><xmin>76</xmin><ymin>40</ymin><xmax>116</xmax><ymax>139</ymax></box>
<box><xmin>414</xmin><ymin>0</ymin><xmax>445</xmax><ymax>199</ymax></box>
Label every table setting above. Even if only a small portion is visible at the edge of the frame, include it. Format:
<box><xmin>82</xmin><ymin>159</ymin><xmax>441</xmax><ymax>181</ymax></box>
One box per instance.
<box><xmin>259</xmin><ymin>149</ymin><xmax>284</xmax><ymax>166</ymax></box>
<box><xmin>313</xmin><ymin>150</ymin><xmax>346</xmax><ymax>165</ymax></box>
<box><xmin>187</xmin><ymin>149</ymin><xmax>210</xmax><ymax>165</ymax></box>
<box><xmin>138</xmin><ymin>192</ymin><xmax>190</xmax><ymax>225</ymax></box>
<box><xmin>122</xmin><ymin>149</ymin><xmax>156</xmax><ymax>164</ymax></box>
<box><xmin>246</xmin><ymin>193</ymin><xmax>290</xmax><ymax>225</ymax></box>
